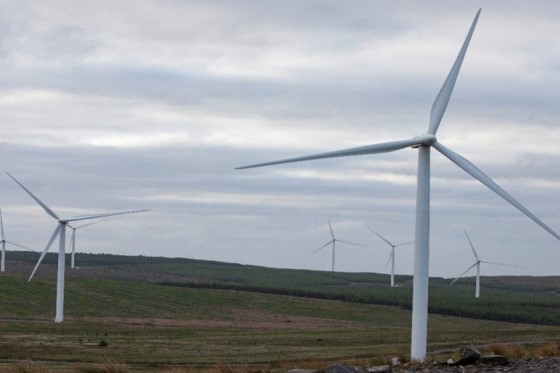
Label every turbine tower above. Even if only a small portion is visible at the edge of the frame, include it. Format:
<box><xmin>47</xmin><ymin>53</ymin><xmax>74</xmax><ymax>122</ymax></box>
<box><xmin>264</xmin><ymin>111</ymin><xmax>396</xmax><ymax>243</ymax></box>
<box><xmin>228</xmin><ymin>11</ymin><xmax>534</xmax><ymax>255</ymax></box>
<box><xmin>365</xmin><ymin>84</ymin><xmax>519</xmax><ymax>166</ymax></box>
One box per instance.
<box><xmin>7</xmin><ymin>172</ymin><xmax>148</xmax><ymax>323</ymax></box>
<box><xmin>0</xmin><ymin>208</ymin><xmax>36</xmax><ymax>272</ymax></box>
<box><xmin>314</xmin><ymin>220</ymin><xmax>361</xmax><ymax>272</ymax></box>
<box><xmin>67</xmin><ymin>220</ymin><xmax>105</xmax><ymax>269</ymax></box>
<box><xmin>450</xmin><ymin>230</ymin><xmax>516</xmax><ymax>298</ymax></box>
<box><xmin>369</xmin><ymin>228</ymin><xmax>413</xmax><ymax>287</ymax></box>
<box><xmin>236</xmin><ymin>9</ymin><xmax>560</xmax><ymax>360</ymax></box>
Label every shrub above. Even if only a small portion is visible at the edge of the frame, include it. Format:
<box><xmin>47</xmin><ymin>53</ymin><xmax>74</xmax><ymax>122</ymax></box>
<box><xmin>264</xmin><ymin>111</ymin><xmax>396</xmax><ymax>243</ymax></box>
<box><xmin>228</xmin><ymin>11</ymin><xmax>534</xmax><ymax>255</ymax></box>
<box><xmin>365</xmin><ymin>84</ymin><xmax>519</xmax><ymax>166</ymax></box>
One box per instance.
<box><xmin>98</xmin><ymin>339</ymin><xmax>109</xmax><ymax>347</ymax></box>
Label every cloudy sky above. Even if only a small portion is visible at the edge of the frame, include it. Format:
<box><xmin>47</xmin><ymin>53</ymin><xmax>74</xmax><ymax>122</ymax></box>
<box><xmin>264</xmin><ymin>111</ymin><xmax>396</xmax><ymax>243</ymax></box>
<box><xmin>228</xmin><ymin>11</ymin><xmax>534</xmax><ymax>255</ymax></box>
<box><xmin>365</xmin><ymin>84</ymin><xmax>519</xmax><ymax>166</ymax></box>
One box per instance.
<box><xmin>1</xmin><ymin>1</ymin><xmax>559</xmax><ymax>279</ymax></box>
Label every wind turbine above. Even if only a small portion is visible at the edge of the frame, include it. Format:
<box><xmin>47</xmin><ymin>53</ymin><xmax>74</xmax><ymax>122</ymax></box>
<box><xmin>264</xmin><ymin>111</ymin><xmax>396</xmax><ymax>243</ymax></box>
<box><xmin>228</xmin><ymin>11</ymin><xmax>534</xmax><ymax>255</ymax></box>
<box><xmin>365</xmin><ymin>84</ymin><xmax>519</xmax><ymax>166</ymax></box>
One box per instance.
<box><xmin>67</xmin><ymin>220</ymin><xmax>105</xmax><ymax>269</ymax></box>
<box><xmin>450</xmin><ymin>230</ymin><xmax>517</xmax><ymax>298</ymax></box>
<box><xmin>369</xmin><ymin>229</ymin><xmax>413</xmax><ymax>287</ymax></box>
<box><xmin>236</xmin><ymin>9</ymin><xmax>560</xmax><ymax>360</ymax></box>
<box><xmin>7</xmin><ymin>172</ymin><xmax>148</xmax><ymax>323</ymax></box>
<box><xmin>1</xmin><ymin>208</ymin><xmax>37</xmax><ymax>272</ymax></box>
<box><xmin>314</xmin><ymin>220</ymin><xmax>361</xmax><ymax>272</ymax></box>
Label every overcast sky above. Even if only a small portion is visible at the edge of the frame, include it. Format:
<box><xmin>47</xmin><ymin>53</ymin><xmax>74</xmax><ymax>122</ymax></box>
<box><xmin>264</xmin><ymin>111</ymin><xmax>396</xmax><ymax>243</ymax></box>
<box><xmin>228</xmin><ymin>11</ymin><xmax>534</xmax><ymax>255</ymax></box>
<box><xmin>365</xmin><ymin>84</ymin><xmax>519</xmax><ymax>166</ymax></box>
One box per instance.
<box><xmin>1</xmin><ymin>1</ymin><xmax>559</xmax><ymax>279</ymax></box>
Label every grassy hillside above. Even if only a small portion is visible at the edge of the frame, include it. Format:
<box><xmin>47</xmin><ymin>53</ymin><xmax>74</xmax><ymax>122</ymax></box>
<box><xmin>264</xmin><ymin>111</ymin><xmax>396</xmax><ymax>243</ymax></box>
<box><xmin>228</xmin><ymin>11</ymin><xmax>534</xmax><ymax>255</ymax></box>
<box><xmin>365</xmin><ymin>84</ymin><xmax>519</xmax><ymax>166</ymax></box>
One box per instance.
<box><xmin>1</xmin><ymin>272</ymin><xmax>560</xmax><ymax>371</ymax></box>
<box><xmin>7</xmin><ymin>251</ymin><xmax>560</xmax><ymax>326</ymax></box>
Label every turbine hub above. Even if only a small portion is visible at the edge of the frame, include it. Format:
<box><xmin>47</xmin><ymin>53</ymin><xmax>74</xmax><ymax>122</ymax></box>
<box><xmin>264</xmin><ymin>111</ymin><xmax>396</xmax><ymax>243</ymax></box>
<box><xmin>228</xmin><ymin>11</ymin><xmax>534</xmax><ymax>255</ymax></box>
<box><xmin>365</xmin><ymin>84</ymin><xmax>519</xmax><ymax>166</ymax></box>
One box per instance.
<box><xmin>411</xmin><ymin>134</ymin><xmax>437</xmax><ymax>148</ymax></box>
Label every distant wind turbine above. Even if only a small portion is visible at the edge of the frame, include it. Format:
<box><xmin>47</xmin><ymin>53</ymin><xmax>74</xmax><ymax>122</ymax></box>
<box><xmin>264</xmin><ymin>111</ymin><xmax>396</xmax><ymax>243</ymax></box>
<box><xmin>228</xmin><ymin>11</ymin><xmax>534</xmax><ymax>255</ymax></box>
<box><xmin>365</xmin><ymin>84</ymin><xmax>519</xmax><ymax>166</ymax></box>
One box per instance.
<box><xmin>450</xmin><ymin>230</ymin><xmax>517</xmax><ymax>298</ymax></box>
<box><xmin>0</xmin><ymin>208</ymin><xmax>37</xmax><ymax>272</ymax></box>
<box><xmin>369</xmin><ymin>229</ymin><xmax>413</xmax><ymax>287</ymax></box>
<box><xmin>236</xmin><ymin>9</ymin><xmax>560</xmax><ymax>360</ymax></box>
<box><xmin>314</xmin><ymin>220</ymin><xmax>361</xmax><ymax>272</ymax></box>
<box><xmin>67</xmin><ymin>220</ymin><xmax>105</xmax><ymax>269</ymax></box>
<box><xmin>7</xmin><ymin>172</ymin><xmax>148</xmax><ymax>323</ymax></box>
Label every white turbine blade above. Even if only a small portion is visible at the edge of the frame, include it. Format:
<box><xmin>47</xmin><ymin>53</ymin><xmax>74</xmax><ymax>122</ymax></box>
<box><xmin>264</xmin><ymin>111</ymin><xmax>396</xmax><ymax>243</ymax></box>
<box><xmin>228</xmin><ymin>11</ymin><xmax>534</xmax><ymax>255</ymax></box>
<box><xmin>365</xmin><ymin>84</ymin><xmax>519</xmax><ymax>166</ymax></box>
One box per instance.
<box><xmin>313</xmin><ymin>240</ymin><xmax>333</xmax><ymax>253</ymax></box>
<box><xmin>368</xmin><ymin>228</ymin><xmax>395</xmax><ymax>247</ymax></box>
<box><xmin>395</xmin><ymin>240</ymin><xmax>414</xmax><ymax>247</ymax></box>
<box><xmin>464</xmin><ymin>230</ymin><xmax>479</xmax><ymax>260</ymax></box>
<box><xmin>6</xmin><ymin>240</ymin><xmax>37</xmax><ymax>252</ymax></box>
<box><xmin>384</xmin><ymin>250</ymin><xmax>393</xmax><ymax>270</ymax></box>
<box><xmin>75</xmin><ymin>219</ymin><xmax>106</xmax><ymax>229</ymax></box>
<box><xmin>450</xmin><ymin>262</ymin><xmax>478</xmax><ymax>285</ymax></box>
<box><xmin>434</xmin><ymin>141</ymin><xmax>560</xmax><ymax>241</ymax></box>
<box><xmin>6</xmin><ymin>172</ymin><xmax>60</xmax><ymax>220</ymax></box>
<box><xmin>428</xmin><ymin>8</ymin><xmax>481</xmax><ymax>135</ymax></box>
<box><xmin>480</xmin><ymin>260</ymin><xmax>519</xmax><ymax>268</ymax></box>
<box><xmin>66</xmin><ymin>209</ymin><xmax>148</xmax><ymax>222</ymax></box>
<box><xmin>235</xmin><ymin>136</ymin><xmax>435</xmax><ymax>169</ymax></box>
<box><xmin>328</xmin><ymin>220</ymin><xmax>335</xmax><ymax>240</ymax></box>
<box><xmin>336</xmin><ymin>239</ymin><xmax>362</xmax><ymax>247</ymax></box>
<box><xmin>0</xmin><ymin>208</ymin><xmax>4</xmax><ymax>241</ymax></box>
<box><xmin>28</xmin><ymin>224</ymin><xmax>61</xmax><ymax>282</ymax></box>
<box><xmin>67</xmin><ymin>231</ymin><xmax>75</xmax><ymax>251</ymax></box>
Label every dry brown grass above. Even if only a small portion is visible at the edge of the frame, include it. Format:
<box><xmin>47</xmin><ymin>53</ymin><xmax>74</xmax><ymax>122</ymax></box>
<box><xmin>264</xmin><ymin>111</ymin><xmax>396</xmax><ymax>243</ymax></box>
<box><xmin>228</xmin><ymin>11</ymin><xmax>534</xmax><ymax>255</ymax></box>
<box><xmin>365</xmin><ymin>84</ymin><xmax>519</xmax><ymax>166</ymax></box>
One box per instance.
<box><xmin>533</xmin><ymin>342</ymin><xmax>560</xmax><ymax>357</ymax></box>
<box><xmin>73</xmin><ymin>361</ymin><xmax>129</xmax><ymax>373</ymax></box>
<box><xmin>483</xmin><ymin>342</ymin><xmax>560</xmax><ymax>359</ymax></box>
<box><xmin>485</xmin><ymin>343</ymin><xmax>528</xmax><ymax>359</ymax></box>
<box><xmin>210</xmin><ymin>362</ymin><xmax>270</xmax><ymax>373</ymax></box>
<box><xmin>4</xmin><ymin>363</ymin><xmax>53</xmax><ymax>373</ymax></box>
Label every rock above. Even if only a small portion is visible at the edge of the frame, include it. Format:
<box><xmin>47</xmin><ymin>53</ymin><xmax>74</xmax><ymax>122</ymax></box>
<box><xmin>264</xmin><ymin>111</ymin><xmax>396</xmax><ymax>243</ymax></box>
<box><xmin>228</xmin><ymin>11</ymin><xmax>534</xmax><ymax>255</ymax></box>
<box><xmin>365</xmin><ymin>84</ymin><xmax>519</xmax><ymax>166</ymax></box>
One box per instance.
<box><xmin>479</xmin><ymin>354</ymin><xmax>510</xmax><ymax>366</ymax></box>
<box><xmin>327</xmin><ymin>364</ymin><xmax>357</xmax><ymax>373</ymax></box>
<box><xmin>366</xmin><ymin>365</ymin><xmax>391</xmax><ymax>373</ymax></box>
<box><xmin>287</xmin><ymin>370</ymin><xmax>324</xmax><ymax>373</ymax></box>
<box><xmin>459</xmin><ymin>345</ymin><xmax>481</xmax><ymax>359</ymax></box>
<box><xmin>454</xmin><ymin>345</ymin><xmax>481</xmax><ymax>366</ymax></box>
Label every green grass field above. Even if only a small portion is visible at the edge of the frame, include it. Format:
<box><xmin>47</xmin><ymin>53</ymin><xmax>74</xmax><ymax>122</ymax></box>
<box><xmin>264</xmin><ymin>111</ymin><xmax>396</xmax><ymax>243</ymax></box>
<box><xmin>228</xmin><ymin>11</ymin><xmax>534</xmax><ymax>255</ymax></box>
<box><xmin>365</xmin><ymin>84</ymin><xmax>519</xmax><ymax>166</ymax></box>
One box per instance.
<box><xmin>1</xmin><ymin>253</ymin><xmax>560</xmax><ymax>371</ymax></box>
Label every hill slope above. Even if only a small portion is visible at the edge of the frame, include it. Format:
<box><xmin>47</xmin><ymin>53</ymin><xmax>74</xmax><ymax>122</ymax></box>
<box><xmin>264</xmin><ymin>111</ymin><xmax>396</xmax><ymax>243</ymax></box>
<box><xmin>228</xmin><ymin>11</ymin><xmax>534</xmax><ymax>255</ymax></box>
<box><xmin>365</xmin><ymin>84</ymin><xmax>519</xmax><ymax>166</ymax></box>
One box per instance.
<box><xmin>6</xmin><ymin>251</ymin><xmax>560</xmax><ymax>325</ymax></box>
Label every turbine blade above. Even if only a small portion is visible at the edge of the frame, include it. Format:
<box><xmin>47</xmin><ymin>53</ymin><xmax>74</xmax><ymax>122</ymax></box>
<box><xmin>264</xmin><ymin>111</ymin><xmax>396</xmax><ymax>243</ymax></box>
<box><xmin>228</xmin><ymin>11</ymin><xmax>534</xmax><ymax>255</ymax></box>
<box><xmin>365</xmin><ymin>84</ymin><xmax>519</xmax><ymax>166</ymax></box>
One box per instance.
<box><xmin>66</xmin><ymin>209</ymin><xmax>148</xmax><ymax>222</ymax></box>
<box><xmin>6</xmin><ymin>172</ymin><xmax>60</xmax><ymax>220</ymax></box>
<box><xmin>313</xmin><ymin>240</ymin><xmax>333</xmax><ymax>253</ymax></box>
<box><xmin>336</xmin><ymin>239</ymin><xmax>362</xmax><ymax>247</ymax></box>
<box><xmin>67</xmin><ymin>231</ymin><xmax>75</xmax><ymax>251</ymax></box>
<box><xmin>481</xmin><ymin>260</ymin><xmax>519</xmax><ymax>268</ymax></box>
<box><xmin>450</xmin><ymin>262</ymin><xmax>478</xmax><ymax>285</ymax></box>
<box><xmin>28</xmin><ymin>224</ymin><xmax>61</xmax><ymax>282</ymax></box>
<box><xmin>464</xmin><ymin>230</ymin><xmax>479</xmax><ymax>260</ymax></box>
<box><xmin>395</xmin><ymin>240</ymin><xmax>415</xmax><ymax>247</ymax></box>
<box><xmin>0</xmin><ymin>208</ymin><xmax>4</xmax><ymax>240</ymax></box>
<box><xmin>428</xmin><ymin>8</ymin><xmax>481</xmax><ymax>135</ymax></box>
<box><xmin>5</xmin><ymin>240</ymin><xmax>37</xmax><ymax>252</ymax></box>
<box><xmin>384</xmin><ymin>250</ymin><xmax>393</xmax><ymax>270</ymax></box>
<box><xmin>434</xmin><ymin>141</ymin><xmax>560</xmax><ymax>241</ymax></box>
<box><xmin>368</xmin><ymin>228</ymin><xmax>395</xmax><ymax>247</ymax></box>
<box><xmin>235</xmin><ymin>136</ymin><xmax>434</xmax><ymax>169</ymax></box>
<box><xmin>328</xmin><ymin>220</ymin><xmax>335</xmax><ymax>240</ymax></box>
<box><xmin>75</xmin><ymin>219</ymin><xmax>106</xmax><ymax>229</ymax></box>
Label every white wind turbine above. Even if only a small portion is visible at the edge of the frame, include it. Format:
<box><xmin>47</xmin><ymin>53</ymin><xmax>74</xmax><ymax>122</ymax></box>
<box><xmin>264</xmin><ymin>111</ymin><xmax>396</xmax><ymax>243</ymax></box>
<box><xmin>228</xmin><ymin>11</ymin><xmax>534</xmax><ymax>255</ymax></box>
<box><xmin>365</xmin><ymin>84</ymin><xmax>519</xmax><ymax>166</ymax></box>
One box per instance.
<box><xmin>7</xmin><ymin>172</ymin><xmax>148</xmax><ymax>323</ymax></box>
<box><xmin>314</xmin><ymin>220</ymin><xmax>361</xmax><ymax>272</ymax></box>
<box><xmin>450</xmin><ymin>230</ymin><xmax>517</xmax><ymax>298</ymax></box>
<box><xmin>369</xmin><ymin>229</ymin><xmax>413</xmax><ymax>287</ymax></box>
<box><xmin>1</xmin><ymin>208</ymin><xmax>37</xmax><ymax>272</ymax></box>
<box><xmin>67</xmin><ymin>220</ymin><xmax>105</xmax><ymax>269</ymax></box>
<box><xmin>236</xmin><ymin>9</ymin><xmax>560</xmax><ymax>360</ymax></box>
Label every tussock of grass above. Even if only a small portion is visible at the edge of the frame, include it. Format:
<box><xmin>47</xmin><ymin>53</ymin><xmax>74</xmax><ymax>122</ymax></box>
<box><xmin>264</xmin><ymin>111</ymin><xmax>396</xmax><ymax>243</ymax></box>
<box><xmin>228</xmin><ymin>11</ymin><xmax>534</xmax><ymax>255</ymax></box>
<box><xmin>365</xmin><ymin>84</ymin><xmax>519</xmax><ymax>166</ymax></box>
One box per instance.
<box><xmin>484</xmin><ymin>342</ymin><xmax>560</xmax><ymax>359</ymax></box>
<box><xmin>6</xmin><ymin>363</ymin><xmax>52</xmax><ymax>373</ymax></box>
<box><xmin>534</xmin><ymin>342</ymin><xmax>560</xmax><ymax>357</ymax></box>
<box><xmin>73</xmin><ymin>361</ymin><xmax>129</xmax><ymax>373</ymax></box>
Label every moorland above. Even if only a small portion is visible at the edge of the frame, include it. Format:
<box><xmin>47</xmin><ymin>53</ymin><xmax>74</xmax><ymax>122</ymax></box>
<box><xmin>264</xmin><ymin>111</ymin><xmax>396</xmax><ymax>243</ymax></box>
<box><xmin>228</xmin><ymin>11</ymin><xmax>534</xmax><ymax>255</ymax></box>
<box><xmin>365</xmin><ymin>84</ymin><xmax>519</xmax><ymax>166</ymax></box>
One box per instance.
<box><xmin>1</xmin><ymin>251</ymin><xmax>559</xmax><ymax>372</ymax></box>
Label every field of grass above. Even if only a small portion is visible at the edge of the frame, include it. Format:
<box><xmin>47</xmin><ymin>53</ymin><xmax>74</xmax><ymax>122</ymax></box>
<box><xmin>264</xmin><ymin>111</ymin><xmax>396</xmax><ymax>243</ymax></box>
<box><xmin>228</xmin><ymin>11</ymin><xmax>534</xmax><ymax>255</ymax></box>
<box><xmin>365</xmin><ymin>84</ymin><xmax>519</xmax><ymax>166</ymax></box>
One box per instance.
<box><xmin>1</xmin><ymin>269</ymin><xmax>560</xmax><ymax>372</ymax></box>
<box><xmin>26</xmin><ymin>251</ymin><xmax>557</xmax><ymax>326</ymax></box>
